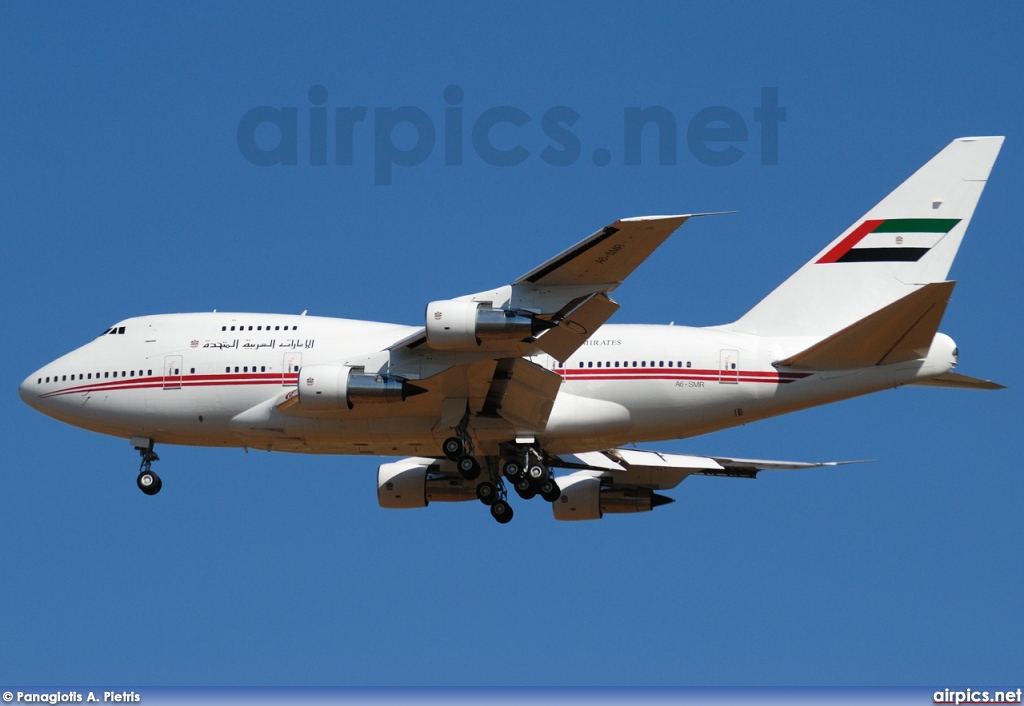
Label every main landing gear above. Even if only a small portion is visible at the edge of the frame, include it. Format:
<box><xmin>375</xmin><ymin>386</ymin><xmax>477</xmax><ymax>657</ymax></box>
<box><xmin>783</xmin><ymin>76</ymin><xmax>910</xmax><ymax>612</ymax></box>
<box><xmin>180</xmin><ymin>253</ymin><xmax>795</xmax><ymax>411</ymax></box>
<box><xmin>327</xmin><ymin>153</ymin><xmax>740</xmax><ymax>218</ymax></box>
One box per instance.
<box><xmin>134</xmin><ymin>438</ymin><xmax>162</xmax><ymax>496</ymax></box>
<box><xmin>503</xmin><ymin>446</ymin><xmax>561</xmax><ymax>503</ymax></box>
<box><xmin>441</xmin><ymin>437</ymin><xmax>561</xmax><ymax>524</ymax></box>
<box><xmin>474</xmin><ymin>477</ymin><xmax>513</xmax><ymax>524</ymax></box>
<box><xmin>443</xmin><ymin>435</ymin><xmax>481</xmax><ymax>480</ymax></box>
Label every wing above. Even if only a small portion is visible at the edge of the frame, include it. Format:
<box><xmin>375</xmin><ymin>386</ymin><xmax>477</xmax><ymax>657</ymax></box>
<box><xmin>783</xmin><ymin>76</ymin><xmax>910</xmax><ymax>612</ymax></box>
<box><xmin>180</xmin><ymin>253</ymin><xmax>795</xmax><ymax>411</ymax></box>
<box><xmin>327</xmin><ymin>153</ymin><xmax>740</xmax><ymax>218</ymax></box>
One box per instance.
<box><xmin>378</xmin><ymin>214</ymin><xmax>703</xmax><ymax>432</ymax></box>
<box><xmin>391</xmin><ymin>214</ymin><xmax>696</xmax><ymax>362</ymax></box>
<box><xmin>554</xmin><ymin>447</ymin><xmax>860</xmax><ymax>489</ymax></box>
<box><xmin>515</xmin><ymin>215</ymin><xmax>691</xmax><ymax>288</ymax></box>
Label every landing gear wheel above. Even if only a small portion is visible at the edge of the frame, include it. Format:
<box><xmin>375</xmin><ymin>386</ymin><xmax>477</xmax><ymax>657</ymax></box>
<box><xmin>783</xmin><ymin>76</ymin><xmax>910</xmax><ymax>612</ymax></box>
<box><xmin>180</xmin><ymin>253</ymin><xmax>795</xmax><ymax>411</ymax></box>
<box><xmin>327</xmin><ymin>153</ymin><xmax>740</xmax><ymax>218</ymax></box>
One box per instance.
<box><xmin>442</xmin><ymin>437</ymin><xmax>464</xmax><ymax>461</ymax></box>
<box><xmin>490</xmin><ymin>499</ymin><xmax>513</xmax><ymax>524</ymax></box>
<box><xmin>476</xmin><ymin>481</ymin><xmax>496</xmax><ymax>505</ymax></box>
<box><xmin>539</xmin><ymin>479</ymin><xmax>561</xmax><ymax>503</ymax></box>
<box><xmin>137</xmin><ymin>470</ymin><xmax>162</xmax><ymax>496</ymax></box>
<box><xmin>514</xmin><ymin>476</ymin><xmax>536</xmax><ymax>500</ymax></box>
<box><xmin>527</xmin><ymin>464</ymin><xmax>547</xmax><ymax>481</ymax></box>
<box><xmin>457</xmin><ymin>455</ymin><xmax>481</xmax><ymax>480</ymax></box>
<box><xmin>502</xmin><ymin>460</ymin><xmax>522</xmax><ymax>480</ymax></box>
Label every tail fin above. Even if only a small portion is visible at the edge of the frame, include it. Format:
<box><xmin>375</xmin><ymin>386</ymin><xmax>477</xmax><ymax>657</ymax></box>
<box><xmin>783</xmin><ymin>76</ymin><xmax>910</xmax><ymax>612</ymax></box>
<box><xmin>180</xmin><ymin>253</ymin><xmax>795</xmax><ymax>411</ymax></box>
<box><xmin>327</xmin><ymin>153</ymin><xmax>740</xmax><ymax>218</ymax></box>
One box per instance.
<box><xmin>731</xmin><ymin>137</ymin><xmax>1003</xmax><ymax>337</ymax></box>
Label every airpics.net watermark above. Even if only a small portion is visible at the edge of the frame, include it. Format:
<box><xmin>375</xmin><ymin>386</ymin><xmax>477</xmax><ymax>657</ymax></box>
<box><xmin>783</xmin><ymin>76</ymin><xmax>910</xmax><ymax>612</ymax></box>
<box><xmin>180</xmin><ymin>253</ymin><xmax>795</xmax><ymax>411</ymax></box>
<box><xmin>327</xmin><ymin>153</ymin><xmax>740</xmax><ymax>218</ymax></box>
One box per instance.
<box><xmin>236</xmin><ymin>85</ymin><xmax>786</xmax><ymax>185</ymax></box>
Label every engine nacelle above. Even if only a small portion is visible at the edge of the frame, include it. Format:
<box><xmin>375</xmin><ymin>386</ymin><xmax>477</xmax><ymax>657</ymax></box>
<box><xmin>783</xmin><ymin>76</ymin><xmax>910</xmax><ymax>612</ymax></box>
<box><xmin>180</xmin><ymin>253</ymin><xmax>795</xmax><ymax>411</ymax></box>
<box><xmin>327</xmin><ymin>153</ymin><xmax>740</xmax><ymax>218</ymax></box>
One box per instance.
<box><xmin>298</xmin><ymin>364</ymin><xmax>421</xmax><ymax>410</ymax></box>
<box><xmin>425</xmin><ymin>299</ymin><xmax>544</xmax><ymax>349</ymax></box>
<box><xmin>377</xmin><ymin>458</ymin><xmax>478</xmax><ymax>509</ymax></box>
<box><xmin>552</xmin><ymin>471</ymin><xmax>671</xmax><ymax>521</ymax></box>
<box><xmin>552</xmin><ymin>472</ymin><xmax>603</xmax><ymax>520</ymax></box>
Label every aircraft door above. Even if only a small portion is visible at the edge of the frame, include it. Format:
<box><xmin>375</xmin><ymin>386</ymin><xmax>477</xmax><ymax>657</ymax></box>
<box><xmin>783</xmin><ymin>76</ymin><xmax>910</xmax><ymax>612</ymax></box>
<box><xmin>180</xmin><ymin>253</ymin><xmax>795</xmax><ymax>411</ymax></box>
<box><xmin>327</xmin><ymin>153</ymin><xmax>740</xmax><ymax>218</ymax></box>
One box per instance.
<box><xmin>718</xmin><ymin>349</ymin><xmax>739</xmax><ymax>384</ymax></box>
<box><xmin>283</xmin><ymin>352</ymin><xmax>301</xmax><ymax>385</ymax></box>
<box><xmin>163</xmin><ymin>355</ymin><xmax>183</xmax><ymax>390</ymax></box>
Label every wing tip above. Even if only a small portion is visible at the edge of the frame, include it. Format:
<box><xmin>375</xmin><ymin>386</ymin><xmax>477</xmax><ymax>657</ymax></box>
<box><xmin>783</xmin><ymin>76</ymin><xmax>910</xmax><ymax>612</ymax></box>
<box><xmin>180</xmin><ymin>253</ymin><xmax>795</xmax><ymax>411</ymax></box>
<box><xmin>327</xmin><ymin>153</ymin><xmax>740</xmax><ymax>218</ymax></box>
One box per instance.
<box><xmin>619</xmin><ymin>211</ymin><xmax>735</xmax><ymax>222</ymax></box>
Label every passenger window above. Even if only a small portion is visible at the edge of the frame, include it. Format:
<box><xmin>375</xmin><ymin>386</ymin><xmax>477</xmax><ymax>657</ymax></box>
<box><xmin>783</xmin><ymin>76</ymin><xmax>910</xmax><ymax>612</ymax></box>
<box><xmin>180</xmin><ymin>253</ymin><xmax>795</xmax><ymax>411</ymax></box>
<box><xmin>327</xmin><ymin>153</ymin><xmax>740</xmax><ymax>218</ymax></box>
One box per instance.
<box><xmin>275</xmin><ymin>326</ymin><xmax>280</xmax><ymax>330</ymax></box>
<box><xmin>614</xmin><ymin>361</ymin><xmax>620</xmax><ymax>367</ymax></box>
<box><xmin>45</xmin><ymin>377</ymin><xmax>50</xmax><ymax>383</ymax></box>
<box><xmin>244</xmin><ymin>366</ymin><xmax>248</xmax><ymax>373</ymax></box>
<box><xmin>148</xmin><ymin>370</ymin><xmax>153</xmax><ymax>376</ymax></box>
<box><xmin>104</xmin><ymin>372</ymin><xmax>109</xmax><ymax>378</ymax></box>
<box><xmin>87</xmin><ymin>374</ymin><xmax>92</xmax><ymax>380</ymax></box>
<box><xmin>686</xmin><ymin>362</ymin><xmax>691</xmax><ymax>368</ymax></box>
<box><xmin>257</xmin><ymin>326</ymin><xmax>262</xmax><ymax>331</ymax></box>
<box><xmin>248</xmin><ymin>326</ymin><xmax>253</xmax><ymax>331</ymax></box>
<box><xmin>222</xmin><ymin>326</ymin><xmax>226</xmax><ymax>331</ymax></box>
<box><xmin>234</xmin><ymin>367</ymin><xmax>239</xmax><ymax>373</ymax></box>
<box><xmin>190</xmin><ymin>368</ymin><xmax>195</xmax><ymax>374</ymax></box>
<box><xmin>261</xmin><ymin>366</ymin><xmax>265</xmax><ymax>372</ymax></box>
<box><xmin>225</xmin><ymin>367</ymin><xmax>230</xmax><ymax>373</ymax></box>
<box><xmin>113</xmin><ymin>371</ymin><xmax>118</xmax><ymax>378</ymax></box>
<box><xmin>62</xmin><ymin>375</ymin><xmax>66</xmax><ymax>381</ymax></box>
<box><xmin>293</xmin><ymin>325</ymin><xmax>298</xmax><ymax>330</ymax></box>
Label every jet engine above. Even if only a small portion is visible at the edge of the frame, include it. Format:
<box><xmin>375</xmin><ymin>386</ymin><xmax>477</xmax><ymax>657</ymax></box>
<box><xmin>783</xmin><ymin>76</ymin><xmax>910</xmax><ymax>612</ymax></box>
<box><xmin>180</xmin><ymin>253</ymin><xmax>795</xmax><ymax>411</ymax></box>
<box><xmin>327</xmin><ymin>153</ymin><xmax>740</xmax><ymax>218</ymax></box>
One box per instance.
<box><xmin>298</xmin><ymin>364</ymin><xmax>424</xmax><ymax>410</ymax></box>
<box><xmin>552</xmin><ymin>471</ymin><xmax>674</xmax><ymax>521</ymax></box>
<box><xmin>425</xmin><ymin>300</ymin><xmax>551</xmax><ymax>349</ymax></box>
<box><xmin>377</xmin><ymin>458</ymin><xmax>478</xmax><ymax>509</ymax></box>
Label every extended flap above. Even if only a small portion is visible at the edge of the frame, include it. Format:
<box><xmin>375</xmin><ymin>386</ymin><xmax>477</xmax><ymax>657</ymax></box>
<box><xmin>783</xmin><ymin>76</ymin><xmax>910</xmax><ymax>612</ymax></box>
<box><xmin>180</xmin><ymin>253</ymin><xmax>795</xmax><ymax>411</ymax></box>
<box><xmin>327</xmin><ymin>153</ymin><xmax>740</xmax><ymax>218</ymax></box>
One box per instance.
<box><xmin>533</xmin><ymin>293</ymin><xmax>620</xmax><ymax>362</ymax></box>
<box><xmin>496</xmin><ymin>359</ymin><xmax>563</xmax><ymax>431</ymax></box>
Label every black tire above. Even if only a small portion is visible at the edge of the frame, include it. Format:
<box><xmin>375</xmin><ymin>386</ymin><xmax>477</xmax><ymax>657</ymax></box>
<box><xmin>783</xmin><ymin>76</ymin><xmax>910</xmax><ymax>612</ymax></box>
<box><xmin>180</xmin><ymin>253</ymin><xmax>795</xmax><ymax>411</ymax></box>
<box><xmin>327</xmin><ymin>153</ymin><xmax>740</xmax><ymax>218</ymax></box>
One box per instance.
<box><xmin>476</xmin><ymin>481</ymin><xmax>496</xmax><ymax>505</ymax></box>
<box><xmin>490</xmin><ymin>500</ymin><xmax>513</xmax><ymax>524</ymax></box>
<box><xmin>527</xmin><ymin>464</ymin><xmax>547</xmax><ymax>480</ymax></box>
<box><xmin>539</xmin><ymin>479</ymin><xmax>561</xmax><ymax>503</ymax></box>
<box><xmin>442</xmin><ymin>437</ymin><xmax>463</xmax><ymax>461</ymax></box>
<box><xmin>457</xmin><ymin>455</ymin><xmax>481</xmax><ymax>480</ymax></box>
<box><xmin>502</xmin><ymin>461</ymin><xmax>522</xmax><ymax>480</ymax></box>
<box><xmin>137</xmin><ymin>471</ymin><xmax>161</xmax><ymax>496</ymax></box>
<box><xmin>514</xmin><ymin>476</ymin><xmax>536</xmax><ymax>500</ymax></box>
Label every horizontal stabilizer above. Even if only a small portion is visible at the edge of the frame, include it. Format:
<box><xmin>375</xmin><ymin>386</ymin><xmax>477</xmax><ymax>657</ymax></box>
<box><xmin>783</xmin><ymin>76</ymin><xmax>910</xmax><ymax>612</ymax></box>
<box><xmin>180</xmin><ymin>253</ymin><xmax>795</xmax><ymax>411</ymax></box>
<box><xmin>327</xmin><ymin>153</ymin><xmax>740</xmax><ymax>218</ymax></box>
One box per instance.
<box><xmin>776</xmin><ymin>281</ymin><xmax>955</xmax><ymax>370</ymax></box>
<box><xmin>908</xmin><ymin>372</ymin><xmax>1005</xmax><ymax>390</ymax></box>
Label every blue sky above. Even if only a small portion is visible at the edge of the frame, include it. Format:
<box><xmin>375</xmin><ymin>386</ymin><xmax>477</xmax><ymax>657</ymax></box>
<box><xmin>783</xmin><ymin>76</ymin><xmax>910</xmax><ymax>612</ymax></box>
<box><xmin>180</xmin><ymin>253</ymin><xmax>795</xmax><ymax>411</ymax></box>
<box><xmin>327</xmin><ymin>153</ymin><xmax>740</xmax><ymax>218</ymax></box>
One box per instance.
<box><xmin>2</xmin><ymin>1</ymin><xmax>1021</xmax><ymax>687</ymax></box>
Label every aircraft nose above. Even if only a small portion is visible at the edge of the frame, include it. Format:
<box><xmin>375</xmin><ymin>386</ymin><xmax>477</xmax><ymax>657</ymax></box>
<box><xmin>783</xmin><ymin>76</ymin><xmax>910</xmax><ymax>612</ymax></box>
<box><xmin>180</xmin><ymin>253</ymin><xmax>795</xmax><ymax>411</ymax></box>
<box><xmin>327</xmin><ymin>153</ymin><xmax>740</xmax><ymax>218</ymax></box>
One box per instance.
<box><xmin>19</xmin><ymin>372</ymin><xmax>38</xmax><ymax>408</ymax></box>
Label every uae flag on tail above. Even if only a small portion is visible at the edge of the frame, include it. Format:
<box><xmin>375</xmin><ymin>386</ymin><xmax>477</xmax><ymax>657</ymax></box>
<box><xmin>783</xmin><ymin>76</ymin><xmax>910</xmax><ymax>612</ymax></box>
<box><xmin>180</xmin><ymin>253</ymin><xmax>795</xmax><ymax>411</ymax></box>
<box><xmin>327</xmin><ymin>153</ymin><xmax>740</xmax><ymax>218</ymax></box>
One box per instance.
<box><xmin>817</xmin><ymin>218</ymin><xmax>961</xmax><ymax>264</ymax></box>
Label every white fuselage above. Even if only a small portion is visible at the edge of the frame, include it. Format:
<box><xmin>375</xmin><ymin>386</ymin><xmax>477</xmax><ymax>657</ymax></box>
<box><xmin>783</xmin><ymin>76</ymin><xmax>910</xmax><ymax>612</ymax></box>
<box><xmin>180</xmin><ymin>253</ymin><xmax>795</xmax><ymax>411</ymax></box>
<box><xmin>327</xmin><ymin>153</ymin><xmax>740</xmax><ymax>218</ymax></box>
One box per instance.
<box><xmin>18</xmin><ymin>312</ymin><xmax>958</xmax><ymax>457</ymax></box>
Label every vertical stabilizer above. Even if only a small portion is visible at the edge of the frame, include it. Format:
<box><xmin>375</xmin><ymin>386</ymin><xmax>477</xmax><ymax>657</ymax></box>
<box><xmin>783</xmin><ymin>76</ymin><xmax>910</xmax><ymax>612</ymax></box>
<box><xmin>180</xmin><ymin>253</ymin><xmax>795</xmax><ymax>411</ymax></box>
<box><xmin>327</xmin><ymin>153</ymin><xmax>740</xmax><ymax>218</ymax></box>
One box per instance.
<box><xmin>731</xmin><ymin>137</ymin><xmax>1003</xmax><ymax>337</ymax></box>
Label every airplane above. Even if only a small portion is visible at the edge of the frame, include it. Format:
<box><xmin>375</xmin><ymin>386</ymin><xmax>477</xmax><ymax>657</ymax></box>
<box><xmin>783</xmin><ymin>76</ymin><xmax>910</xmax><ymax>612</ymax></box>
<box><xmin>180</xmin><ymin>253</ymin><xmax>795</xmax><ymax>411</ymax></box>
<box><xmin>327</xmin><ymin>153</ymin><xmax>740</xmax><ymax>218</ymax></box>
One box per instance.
<box><xmin>18</xmin><ymin>136</ymin><xmax>1005</xmax><ymax>524</ymax></box>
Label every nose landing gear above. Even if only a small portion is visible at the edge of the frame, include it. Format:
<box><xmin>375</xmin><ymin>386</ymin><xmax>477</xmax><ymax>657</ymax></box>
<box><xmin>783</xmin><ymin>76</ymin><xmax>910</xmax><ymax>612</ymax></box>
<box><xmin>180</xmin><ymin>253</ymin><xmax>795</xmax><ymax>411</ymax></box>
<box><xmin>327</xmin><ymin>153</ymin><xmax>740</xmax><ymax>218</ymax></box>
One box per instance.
<box><xmin>133</xmin><ymin>437</ymin><xmax>162</xmax><ymax>496</ymax></box>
